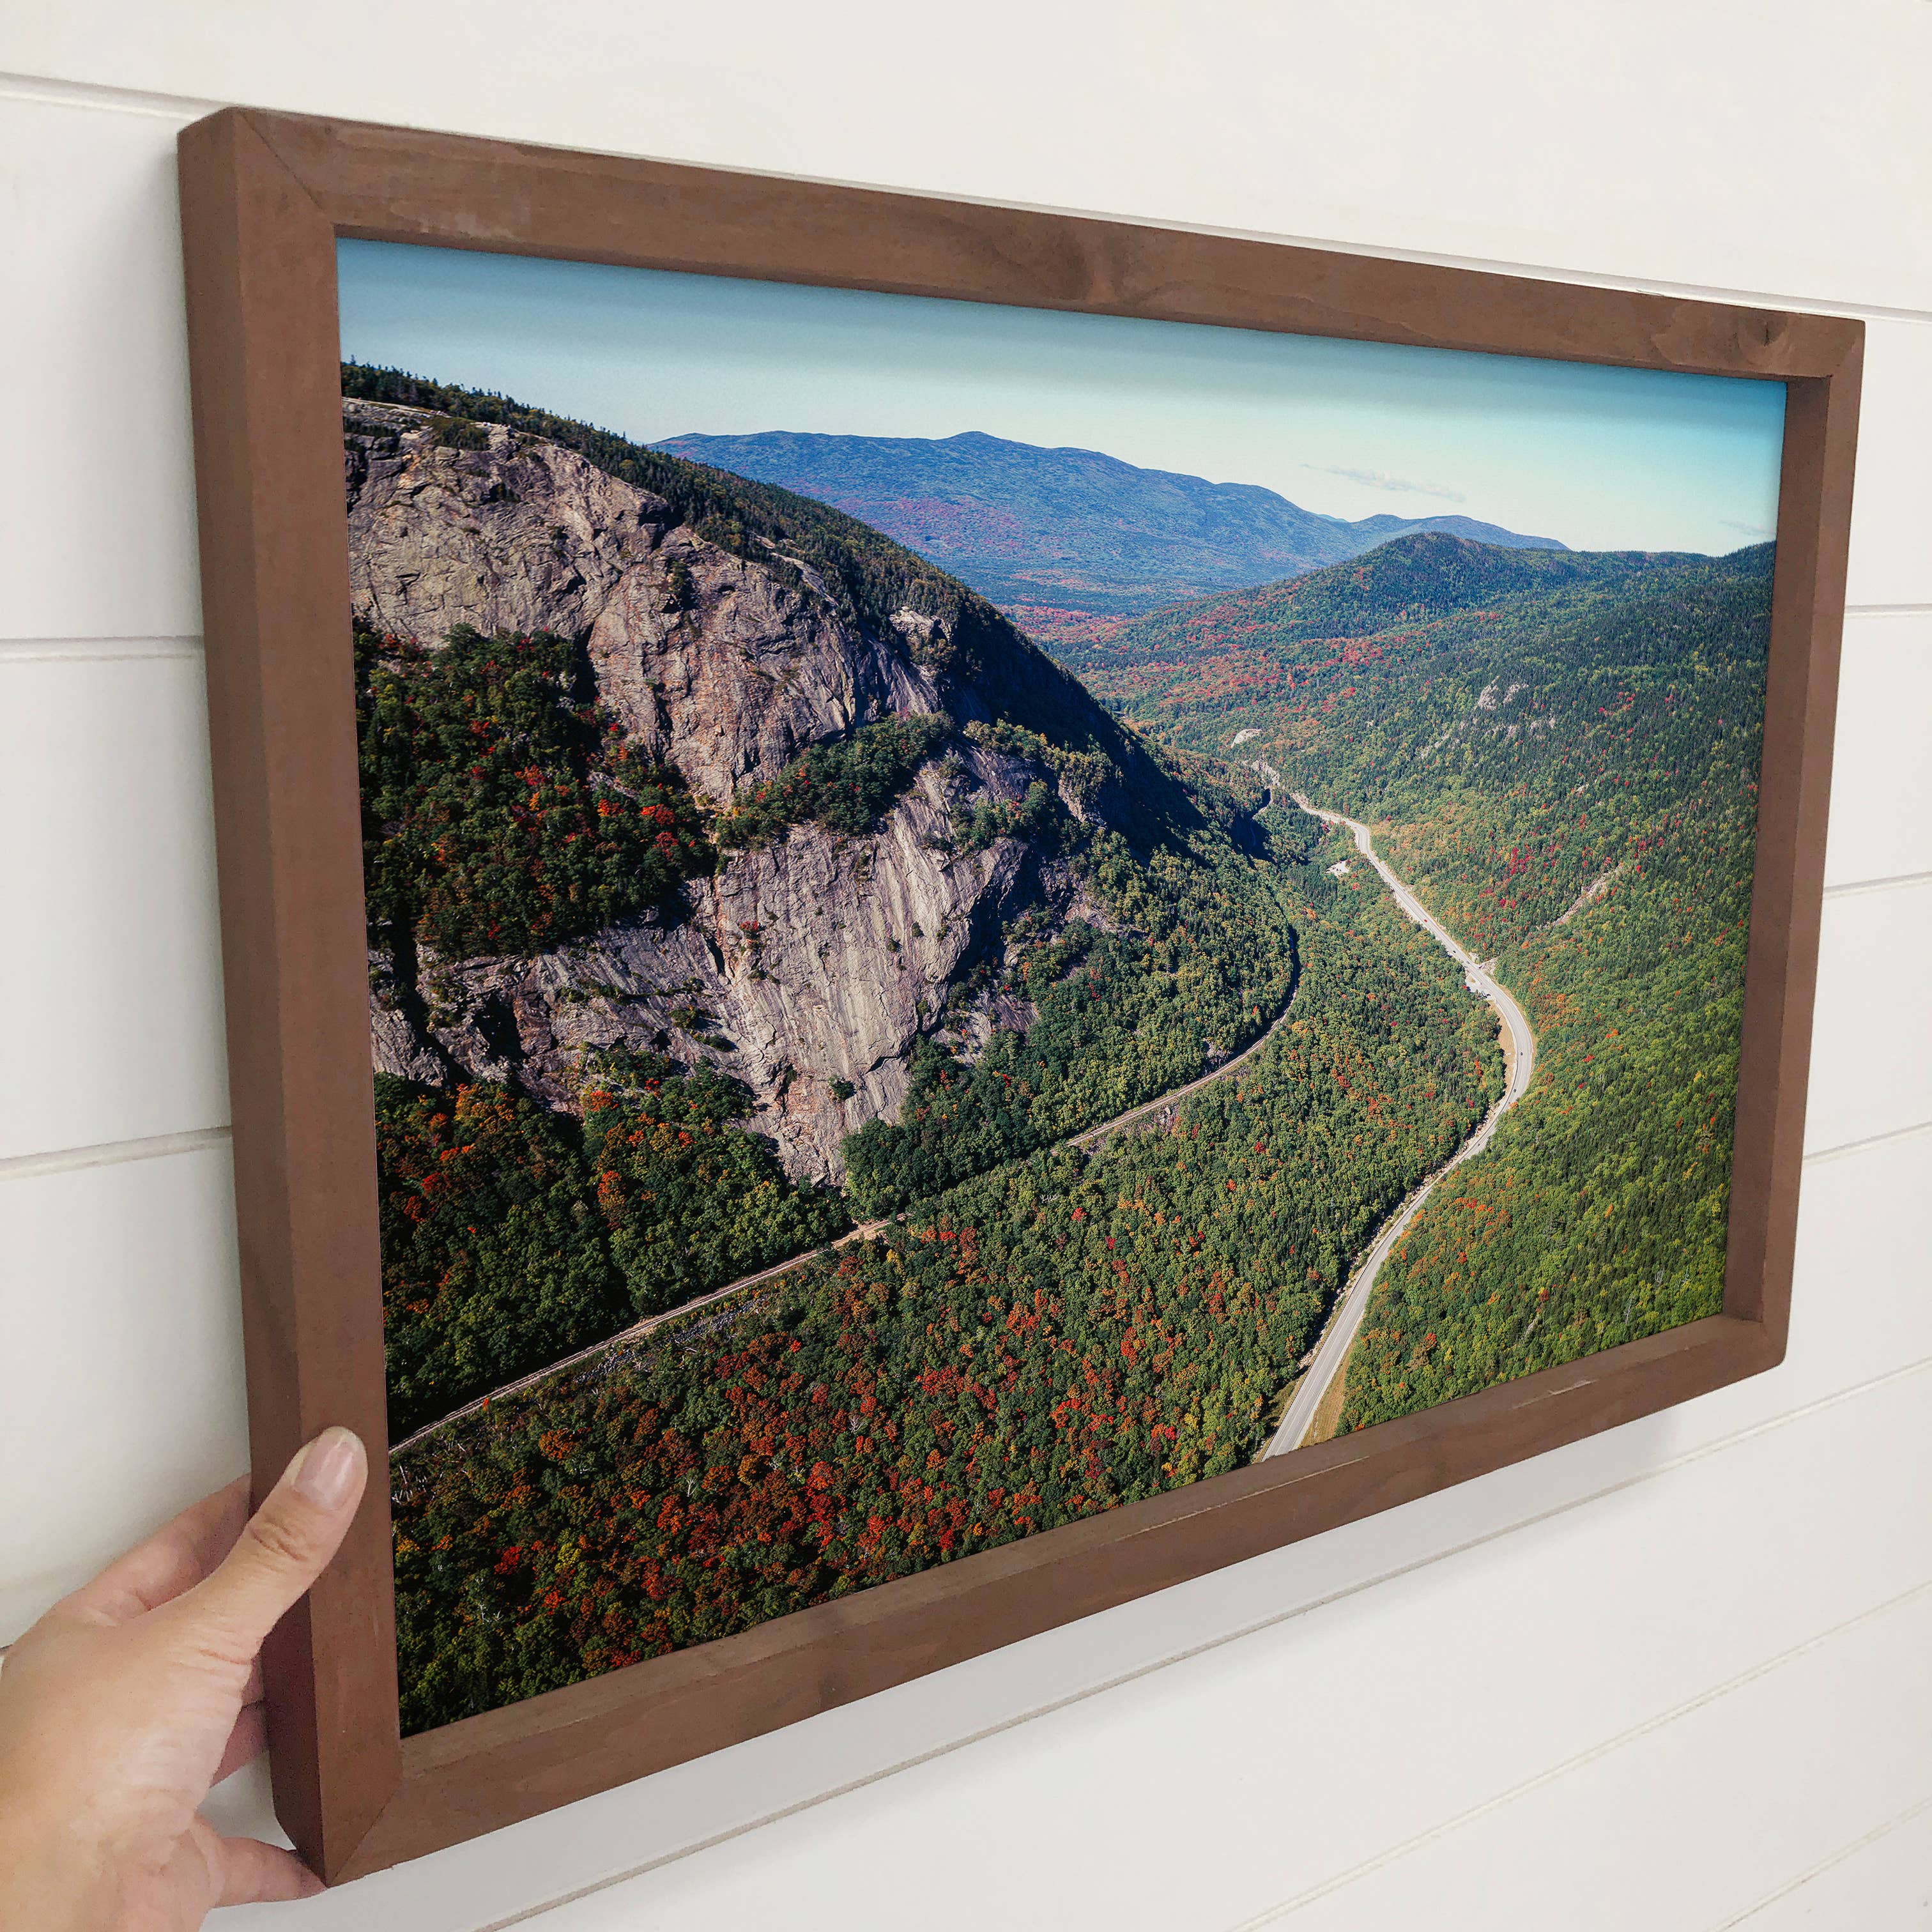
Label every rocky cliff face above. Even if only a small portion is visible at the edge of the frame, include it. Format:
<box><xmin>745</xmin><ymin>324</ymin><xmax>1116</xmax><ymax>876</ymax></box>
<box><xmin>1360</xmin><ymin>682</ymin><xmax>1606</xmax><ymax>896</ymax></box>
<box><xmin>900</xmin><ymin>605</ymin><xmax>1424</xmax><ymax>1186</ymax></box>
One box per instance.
<box><xmin>348</xmin><ymin>399</ymin><xmax>1121</xmax><ymax>1182</ymax></box>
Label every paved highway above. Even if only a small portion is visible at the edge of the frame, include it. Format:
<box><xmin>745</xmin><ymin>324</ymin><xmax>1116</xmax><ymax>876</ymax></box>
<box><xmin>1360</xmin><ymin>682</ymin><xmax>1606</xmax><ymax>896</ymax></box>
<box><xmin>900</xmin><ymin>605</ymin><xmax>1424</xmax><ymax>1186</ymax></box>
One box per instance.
<box><xmin>394</xmin><ymin>781</ymin><xmax>1533</xmax><ymax>1468</ymax></box>
<box><xmin>1264</xmin><ymin>792</ymin><xmax>1537</xmax><ymax>1458</ymax></box>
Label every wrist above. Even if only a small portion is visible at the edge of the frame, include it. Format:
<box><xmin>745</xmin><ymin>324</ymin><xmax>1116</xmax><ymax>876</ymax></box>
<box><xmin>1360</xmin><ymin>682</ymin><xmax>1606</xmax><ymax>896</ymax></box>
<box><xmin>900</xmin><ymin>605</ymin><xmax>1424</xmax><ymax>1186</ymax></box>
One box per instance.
<box><xmin>0</xmin><ymin>1783</ymin><xmax>116</xmax><ymax>1932</ymax></box>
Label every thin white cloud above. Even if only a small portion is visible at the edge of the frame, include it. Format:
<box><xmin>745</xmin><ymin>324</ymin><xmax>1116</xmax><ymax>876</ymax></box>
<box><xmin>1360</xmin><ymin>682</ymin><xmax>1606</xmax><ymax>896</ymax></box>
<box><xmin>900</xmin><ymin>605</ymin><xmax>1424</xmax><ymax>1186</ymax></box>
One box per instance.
<box><xmin>1303</xmin><ymin>463</ymin><xmax>1466</xmax><ymax>504</ymax></box>
<box><xmin>1719</xmin><ymin>517</ymin><xmax>1773</xmax><ymax>537</ymax></box>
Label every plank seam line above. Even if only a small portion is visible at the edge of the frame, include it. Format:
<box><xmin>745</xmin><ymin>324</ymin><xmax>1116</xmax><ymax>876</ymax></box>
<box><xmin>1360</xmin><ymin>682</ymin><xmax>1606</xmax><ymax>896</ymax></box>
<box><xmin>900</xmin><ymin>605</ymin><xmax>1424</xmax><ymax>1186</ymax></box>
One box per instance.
<box><xmin>0</xmin><ymin>635</ymin><xmax>203</xmax><ymax>664</ymax></box>
<box><xmin>0</xmin><ymin>70</ymin><xmax>212</xmax><ymax>120</ymax></box>
<box><xmin>0</xmin><ymin>68</ymin><xmax>1929</xmax><ymax>329</ymax></box>
<box><xmin>1705</xmin><ymin>1791</ymin><xmax>1932</xmax><ymax>1930</ymax></box>
<box><xmin>1223</xmin><ymin>1575</ymin><xmax>1932</xmax><ymax>1930</ymax></box>
<box><xmin>0</xmin><ymin>1127</ymin><xmax>230</xmax><ymax>1184</ymax></box>
<box><xmin>1821</xmin><ymin>867</ymin><xmax>1932</xmax><ymax>901</ymax></box>
<box><xmin>4</xmin><ymin>1108</ymin><xmax>1916</xmax><ymax>1190</ymax></box>
<box><xmin>1802</xmin><ymin>1114</ymin><xmax>1932</xmax><ymax>1168</ymax></box>
<box><xmin>463</xmin><ymin>1350</ymin><xmax>1932</xmax><ymax>1931</ymax></box>
<box><xmin>0</xmin><ymin>611</ymin><xmax>1903</xmax><ymax>663</ymax></box>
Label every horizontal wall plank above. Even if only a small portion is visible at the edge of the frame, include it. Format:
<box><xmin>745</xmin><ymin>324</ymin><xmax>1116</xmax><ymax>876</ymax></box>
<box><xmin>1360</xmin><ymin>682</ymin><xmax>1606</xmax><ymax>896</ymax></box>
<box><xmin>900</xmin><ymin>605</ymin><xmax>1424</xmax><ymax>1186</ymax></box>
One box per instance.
<box><xmin>0</xmin><ymin>92</ymin><xmax>203</xmax><ymax>640</ymax></box>
<box><xmin>1802</xmin><ymin>882</ymin><xmax>1932</xmax><ymax>1156</ymax></box>
<box><xmin>1844</xmin><ymin>320</ymin><xmax>1932</xmax><ymax>610</ymax></box>
<box><xmin>207</xmin><ymin>1129</ymin><xmax>1932</xmax><ymax>1931</ymax></box>
<box><xmin>0</xmin><ymin>650</ymin><xmax>229</xmax><ymax>1158</ymax></box>
<box><xmin>0</xmin><ymin>1143</ymin><xmax>247</xmax><ymax>1644</ymax></box>
<box><xmin>1823</xmin><ymin>613</ymin><xmax>1932</xmax><ymax>891</ymax></box>
<box><xmin>6</xmin><ymin>4</ymin><xmax>1932</xmax><ymax>317</ymax></box>
<box><xmin>1268</xmin><ymin>1581</ymin><xmax>1932</xmax><ymax>1931</ymax></box>
<box><xmin>1735</xmin><ymin>1799</ymin><xmax>1932</xmax><ymax>1929</ymax></box>
<box><xmin>1781</xmin><ymin>1129</ymin><xmax>1932</xmax><ymax>1397</ymax></box>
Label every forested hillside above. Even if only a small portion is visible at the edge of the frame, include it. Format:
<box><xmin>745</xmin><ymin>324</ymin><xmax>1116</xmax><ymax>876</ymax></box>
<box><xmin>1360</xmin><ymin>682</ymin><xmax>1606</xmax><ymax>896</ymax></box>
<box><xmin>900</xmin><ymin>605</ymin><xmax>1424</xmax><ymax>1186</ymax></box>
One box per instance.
<box><xmin>843</xmin><ymin>816</ymin><xmax>1299</xmax><ymax>1215</ymax></box>
<box><xmin>1075</xmin><ymin>532</ymin><xmax>1719</xmax><ymax>724</ymax></box>
<box><xmin>1336</xmin><ymin>804</ymin><xmax>1749</xmax><ymax>1427</ymax></box>
<box><xmin>374</xmin><ymin>1062</ymin><xmax>852</xmax><ymax>1440</ymax></box>
<box><xmin>1112</xmin><ymin>533</ymin><xmax>1774</xmax><ymax>1432</ymax></box>
<box><xmin>390</xmin><ymin>825</ymin><xmax>1503</xmax><ymax>1728</ymax></box>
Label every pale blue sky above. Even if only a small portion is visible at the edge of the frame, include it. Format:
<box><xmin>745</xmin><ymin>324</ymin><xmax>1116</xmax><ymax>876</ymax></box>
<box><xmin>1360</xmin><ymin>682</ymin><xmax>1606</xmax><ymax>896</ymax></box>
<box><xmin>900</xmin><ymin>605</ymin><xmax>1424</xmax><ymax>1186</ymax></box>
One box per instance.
<box><xmin>338</xmin><ymin>240</ymin><xmax>1786</xmax><ymax>555</ymax></box>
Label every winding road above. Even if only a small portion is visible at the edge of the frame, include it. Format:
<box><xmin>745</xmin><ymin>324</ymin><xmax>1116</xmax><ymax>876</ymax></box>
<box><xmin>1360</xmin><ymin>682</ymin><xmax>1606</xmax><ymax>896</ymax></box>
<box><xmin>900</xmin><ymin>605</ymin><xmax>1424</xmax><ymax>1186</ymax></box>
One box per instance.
<box><xmin>392</xmin><ymin>854</ymin><xmax>1302</xmax><ymax>1462</ymax></box>
<box><xmin>392</xmin><ymin>780</ymin><xmax>1535</xmax><ymax>1468</ymax></box>
<box><xmin>388</xmin><ymin>1215</ymin><xmax>893</xmax><ymax>1459</ymax></box>
<box><xmin>1264</xmin><ymin>790</ymin><xmax>1537</xmax><ymax>1457</ymax></box>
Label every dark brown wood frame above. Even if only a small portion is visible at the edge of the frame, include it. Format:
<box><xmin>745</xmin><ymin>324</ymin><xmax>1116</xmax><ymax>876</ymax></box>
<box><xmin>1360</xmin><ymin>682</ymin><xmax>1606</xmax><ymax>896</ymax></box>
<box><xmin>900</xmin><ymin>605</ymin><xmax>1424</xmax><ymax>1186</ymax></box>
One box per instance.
<box><xmin>176</xmin><ymin>104</ymin><xmax>1860</xmax><ymax>1884</ymax></box>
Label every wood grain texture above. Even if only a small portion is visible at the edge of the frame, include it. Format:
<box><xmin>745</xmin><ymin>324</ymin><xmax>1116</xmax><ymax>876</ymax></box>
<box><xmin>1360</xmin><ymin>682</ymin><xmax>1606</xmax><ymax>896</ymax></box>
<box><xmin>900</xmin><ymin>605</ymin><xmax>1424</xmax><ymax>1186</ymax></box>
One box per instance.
<box><xmin>173</xmin><ymin>102</ymin><xmax>1858</xmax><ymax>1884</ymax></box>
<box><xmin>1726</xmin><ymin>360</ymin><xmax>1863</xmax><ymax>1351</ymax></box>
<box><xmin>243</xmin><ymin>110</ymin><xmax>1862</xmax><ymax>383</ymax></box>
<box><xmin>176</xmin><ymin>109</ymin><xmax>402</xmax><ymax>1873</ymax></box>
<box><xmin>340</xmin><ymin>1313</ymin><xmax>1779</xmax><ymax>1878</ymax></box>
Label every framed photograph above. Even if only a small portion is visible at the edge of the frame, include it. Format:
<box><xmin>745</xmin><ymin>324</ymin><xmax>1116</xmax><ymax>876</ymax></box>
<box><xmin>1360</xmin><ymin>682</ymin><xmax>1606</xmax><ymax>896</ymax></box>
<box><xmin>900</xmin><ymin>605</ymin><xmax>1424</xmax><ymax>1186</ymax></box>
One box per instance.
<box><xmin>177</xmin><ymin>106</ymin><xmax>1860</xmax><ymax>1883</ymax></box>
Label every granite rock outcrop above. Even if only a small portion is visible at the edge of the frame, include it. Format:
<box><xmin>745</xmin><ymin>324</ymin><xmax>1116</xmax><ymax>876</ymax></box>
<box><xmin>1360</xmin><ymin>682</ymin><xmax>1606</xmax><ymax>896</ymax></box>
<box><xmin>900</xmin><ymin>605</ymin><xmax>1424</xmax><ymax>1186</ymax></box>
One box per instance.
<box><xmin>348</xmin><ymin>399</ymin><xmax>1124</xmax><ymax>1181</ymax></box>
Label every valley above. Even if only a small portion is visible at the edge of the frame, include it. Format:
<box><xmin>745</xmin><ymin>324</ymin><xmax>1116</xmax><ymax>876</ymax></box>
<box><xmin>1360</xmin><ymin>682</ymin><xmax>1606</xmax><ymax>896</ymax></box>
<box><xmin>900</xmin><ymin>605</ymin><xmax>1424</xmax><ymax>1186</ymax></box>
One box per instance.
<box><xmin>349</xmin><ymin>364</ymin><xmax>1769</xmax><ymax>1729</ymax></box>
<box><xmin>1107</xmin><ymin>535</ymin><xmax>1770</xmax><ymax>1429</ymax></box>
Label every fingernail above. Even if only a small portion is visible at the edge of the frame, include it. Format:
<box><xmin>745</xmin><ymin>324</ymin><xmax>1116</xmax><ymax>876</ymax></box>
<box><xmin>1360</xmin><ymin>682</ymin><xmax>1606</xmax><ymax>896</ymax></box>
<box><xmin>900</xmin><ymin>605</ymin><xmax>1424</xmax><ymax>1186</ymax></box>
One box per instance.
<box><xmin>291</xmin><ymin>1427</ymin><xmax>364</xmax><ymax>1510</ymax></box>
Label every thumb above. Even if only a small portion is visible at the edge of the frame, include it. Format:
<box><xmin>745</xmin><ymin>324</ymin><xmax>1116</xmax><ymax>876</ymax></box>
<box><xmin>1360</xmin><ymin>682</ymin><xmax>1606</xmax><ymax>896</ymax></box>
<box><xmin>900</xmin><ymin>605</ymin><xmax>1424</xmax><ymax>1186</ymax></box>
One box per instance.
<box><xmin>179</xmin><ymin>1428</ymin><xmax>368</xmax><ymax>1657</ymax></box>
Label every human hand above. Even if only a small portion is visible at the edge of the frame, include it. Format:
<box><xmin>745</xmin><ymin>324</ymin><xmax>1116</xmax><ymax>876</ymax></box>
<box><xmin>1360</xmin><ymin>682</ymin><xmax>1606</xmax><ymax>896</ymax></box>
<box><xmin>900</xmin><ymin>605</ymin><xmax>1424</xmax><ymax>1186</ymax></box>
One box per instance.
<box><xmin>0</xmin><ymin>1428</ymin><xmax>369</xmax><ymax>1929</ymax></box>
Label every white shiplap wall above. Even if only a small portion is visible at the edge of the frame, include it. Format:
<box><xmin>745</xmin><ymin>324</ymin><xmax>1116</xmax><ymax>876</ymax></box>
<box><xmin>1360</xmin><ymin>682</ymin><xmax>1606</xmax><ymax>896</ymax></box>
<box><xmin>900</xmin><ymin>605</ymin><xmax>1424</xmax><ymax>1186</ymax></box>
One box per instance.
<box><xmin>2</xmin><ymin>6</ymin><xmax>1929</xmax><ymax>1925</ymax></box>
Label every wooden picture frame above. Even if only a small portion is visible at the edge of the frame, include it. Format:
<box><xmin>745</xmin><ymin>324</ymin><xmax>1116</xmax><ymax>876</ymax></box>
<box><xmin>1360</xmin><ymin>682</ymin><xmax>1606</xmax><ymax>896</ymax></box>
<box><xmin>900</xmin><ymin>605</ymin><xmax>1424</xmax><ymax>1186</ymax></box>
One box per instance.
<box><xmin>176</xmin><ymin>104</ymin><xmax>1860</xmax><ymax>1884</ymax></box>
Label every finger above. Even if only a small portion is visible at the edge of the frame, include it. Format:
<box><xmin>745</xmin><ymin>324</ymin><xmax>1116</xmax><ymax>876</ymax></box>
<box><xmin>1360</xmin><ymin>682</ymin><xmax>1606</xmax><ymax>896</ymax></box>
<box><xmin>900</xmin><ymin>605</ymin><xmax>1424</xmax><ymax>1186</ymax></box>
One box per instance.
<box><xmin>171</xmin><ymin>1429</ymin><xmax>367</xmax><ymax>1659</ymax></box>
<box><xmin>209</xmin><ymin>1831</ymin><xmax>325</xmax><ymax>1906</ymax></box>
<box><xmin>57</xmin><ymin>1476</ymin><xmax>252</xmax><ymax>1627</ymax></box>
<box><xmin>211</xmin><ymin>1699</ymin><xmax>269</xmax><ymax>1786</ymax></box>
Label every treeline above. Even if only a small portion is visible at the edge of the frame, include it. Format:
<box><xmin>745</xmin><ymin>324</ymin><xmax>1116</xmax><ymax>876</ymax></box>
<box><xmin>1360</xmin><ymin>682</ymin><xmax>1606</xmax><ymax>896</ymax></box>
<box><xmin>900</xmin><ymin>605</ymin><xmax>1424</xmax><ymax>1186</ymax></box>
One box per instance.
<box><xmin>1087</xmin><ymin>536</ymin><xmax>1770</xmax><ymax>789</ymax></box>
<box><xmin>356</xmin><ymin>623</ymin><xmax>712</xmax><ymax>960</ymax></box>
<box><xmin>389</xmin><ymin>832</ymin><xmax>1503</xmax><ymax>1727</ymax></box>
<box><xmin>714</xmin><ymin>715</ymin><xmax>952</xmax><ymax>847</ymax></box>
<box><xmin>376</xmin><ymin>1057</ymin><xmax>847</xmax><ymax>1439</ymax></box>
<box><xmin>344</xmin><ymin>362</ymin><xmax>1135</xmax><ymax>776</ymax></box>
<box><xmin>345</xmin><ymin>362</ymin><xmax>977</xmax><ymax>645</ymax></box>
<box><xmin>1241</xmin><ymin>551</ymin><xmax>1774</xmax><ymax>959</ymax></box>
<box><xmin>1059</xmin><ymin>532</ymin><xmax>1669</xmax><ymax>684</ymax></box>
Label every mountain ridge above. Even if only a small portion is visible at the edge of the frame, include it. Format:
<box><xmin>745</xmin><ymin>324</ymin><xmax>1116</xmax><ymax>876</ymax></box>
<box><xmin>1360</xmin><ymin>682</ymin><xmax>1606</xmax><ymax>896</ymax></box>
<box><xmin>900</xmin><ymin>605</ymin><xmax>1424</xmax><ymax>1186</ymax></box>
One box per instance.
<box><xmin>340</xmin><ymin>371</ymin><xmax>1140</xmax><ymax>1179</ymax></box>
<box><xmin>1065</xmin><ymin>530</ymin><xmax>1773</xmax><ymax>719</ymax></box>
<box><xmin>652</xmin><ymin>427</ymin><xmax>1567</xmax><ymax>634</ymax></box>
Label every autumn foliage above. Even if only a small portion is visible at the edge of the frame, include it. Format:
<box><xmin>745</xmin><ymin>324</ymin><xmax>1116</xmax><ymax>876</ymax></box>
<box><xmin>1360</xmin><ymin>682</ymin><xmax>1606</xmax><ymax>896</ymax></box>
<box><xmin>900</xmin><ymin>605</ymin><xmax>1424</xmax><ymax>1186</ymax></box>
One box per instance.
<box><xmin>356</xmin><ymin>622</ymin><xmax>711</xmax><ymax>960</ymax></box>
<box><xmin>390</xmin><ymin>843</ymin><xmax>1500</xmax><ymax>1728</ymax></box>
<box><xmin>376</xmin><ymin>1057</ymin><xmax>847</xmax><ymax>1440</ymax></box>
<box><xmin>362</xmin><ymin>370</ymin><xmax>1774</xmax><ymax>1735</ymax></box>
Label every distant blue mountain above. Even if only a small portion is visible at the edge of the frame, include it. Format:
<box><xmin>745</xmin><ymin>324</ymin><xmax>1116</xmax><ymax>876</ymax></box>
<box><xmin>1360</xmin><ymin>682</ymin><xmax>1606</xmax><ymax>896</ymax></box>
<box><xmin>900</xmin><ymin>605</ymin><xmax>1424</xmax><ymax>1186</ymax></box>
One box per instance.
<box><xmin>654</xmin><ymin>428</ymin><xmax>1566</xmax><ymax>625</ymax></box>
